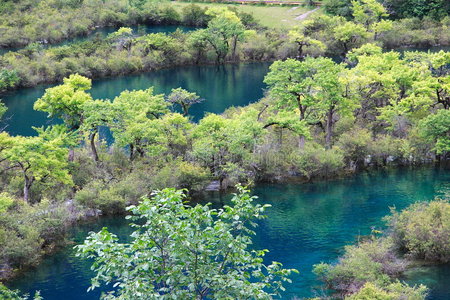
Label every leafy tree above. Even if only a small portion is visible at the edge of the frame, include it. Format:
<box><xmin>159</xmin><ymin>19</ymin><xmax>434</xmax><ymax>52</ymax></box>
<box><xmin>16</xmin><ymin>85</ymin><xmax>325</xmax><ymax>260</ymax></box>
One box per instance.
<box><xmin>0</xmin><ymin>69</ymin><xmax>20</xmax><ymax>92</ymax></box>
<box><xmin>76</xmin><ymin>187</ymin><xmax>297</xmax><ymax>299</ymax></box>
<box><xmin>191</xmin><ymin>110</ymin><xmax>263</xmax><ymax>187</ymax></box>
<box><xmin>81</xmin><ymin>99</ymin><xmax>114</xmax><ymax>162</ymax></box>
<box><xmin>197</xmin><ymin>8</ymin><xmax>246</xmax><ymax>63</ymax></box>
<box><xmin>288</xmin><ymin>27</ymin><xmax>326</xmax><ymax>59</ymax></box>
<box><xmin>110</xmin><ymin>88</ymin><xmax>170</xmax><ymax>159</ymax></box>
<box><xmin>108</xmin><ymin>27</ymin><xmax>134</xmax><ymax>52</ymax></box>
<box><xmin>333</xmin><ymin>21</ymin><xmax>370</xmax><ymax>55</ymax></box>
<box><xmin>0</xmin><ymin>127</ymin><xmax>73</xmax><ymax>202</ymax></box>
<box><xmin>166</xmin><ymin>87</ymin><xmax>203</xmax><ymax>116</ymax></box>
<box><xmin>264</xmin><ymin>57</ymin><xmax>350</xmax><ymax>148</ymax></box>
<box><xmin>351</xmin><ymin>0</ymin><xmax>388</xmax><ymax>28</ymax></box>
<box><xmin>34</xmin><ymin>74</ymin><xmax>93</xmax><ymax>160</ymax></box>
<box><xmin>419</xmin><ymin>110</ymin><xmax>450</xmax><ymax>154</ymax></box>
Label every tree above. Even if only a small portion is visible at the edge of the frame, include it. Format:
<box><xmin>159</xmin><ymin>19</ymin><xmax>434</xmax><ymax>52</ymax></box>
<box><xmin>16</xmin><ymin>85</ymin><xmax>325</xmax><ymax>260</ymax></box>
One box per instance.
<box><xmin>0</xmin><ymin>69</ymin><xmax>19</xmax><ymax>92</ymax></box>
<box><xmin>166</xmin><ymin>87</ymin><xmax>203</xmax><ymax>117</ymax></box>
<box><xmin>76</xmin><ymin>187</ymin><xmax>297</xmax><ymax>299</ymax></box>
<box><xmin>108</xmin><ymin>27</ymin><xmax>134</xmax><ymax>52</ymax></box>
<box><xmin>81</xmin><ymin>99</ymin><xmax>114</xmax><ymax>162</ymax></box>
<box><xmin>0</xmin><ymin>126</ymin><xmax>73</xmax><ymax>202</ymax></box>
<box><xmin>191</xmin><ymin>110</ymin><xmax>263</xmax><ymax>188</ymax></box>
<box><xmin>110</xmin><ymin>88</ymin><xmax>170</xmax><ymax>160</ymax></box>
<box><xmin>288</xmin><ymin>27</ymin><xmax>325</xmax><ymax>59</ymax></box>
<box><xmin>34</xmin><ymin>74</ymin><xmax>93</xmax><ymax>160</ymax></box>
<box><xmin>333</xmin><ymin>21</ymin><xmax>370</xmax><ymax>56</ymax></box>
<box><xmin>419</xmin><ymin>110</ymin><xmax>450</xmax><ymax>155</ymax></box>
<box><xmin>198</xmin><ymin>8</ymin><xmax>246</xmax><ymax>63</ymax></box>
<box><xmin>264</xmin><ymin>57</ymin><xmax>350</xmax><ymax>148</ymax></box>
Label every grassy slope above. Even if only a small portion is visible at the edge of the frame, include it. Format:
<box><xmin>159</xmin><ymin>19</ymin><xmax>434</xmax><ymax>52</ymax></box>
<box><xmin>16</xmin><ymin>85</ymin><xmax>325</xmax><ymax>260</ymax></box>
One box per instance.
<box><xmin>172</xmin><ymin>2</ymin><xmax>322</xmax><ymax>28</ymax></box>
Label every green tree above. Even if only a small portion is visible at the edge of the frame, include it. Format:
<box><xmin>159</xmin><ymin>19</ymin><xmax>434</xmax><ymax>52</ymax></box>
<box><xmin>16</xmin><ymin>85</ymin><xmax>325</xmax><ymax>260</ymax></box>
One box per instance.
<box><xmin>34</xmin><ymin>74</ymin><xmax>93</xmax><ymax>160</ymax></box>
<box><xmin>81</xmin><ymin>99</ymin><xmax>114</xmax><ymax>162</ymax></box>
<box><xmin>419</xmin><ymin>110</ymin><xmax>450</xmax><ymax>155</ymax></box>
<box><xmin>0</xmin><ymin>69</ymin><xmax>20</xmax><ymax>92</ymax></box>
<box><xmin>288</xmin><ymin>27</ymin><xmax>326</xmax><ymax>59</ymax></box>
<box><xmin>198</xmin><ymin>8</ymin><xmax>246</xmax><ymax>63</ymax></box>
<box><xmin>264</xmin><ymin>57</ymin><xmax>350</xmax><ymax>148</ymax></box>
<box><xmin>166</xmin><ymin>87</ymin><xmax>203</xmax><ymax>117</ymax></box>
<box><xmin>110</xmin><ymin>88</ymin><xmax>170</xmax><ymax>160</ymax></box>
<box><xmin>0</xmin><ymin>127</ymin><xmax>73</xmax><ymax>202</ymax></box>
<box><xmin>76</xmin><ymin>187</ymin><xmax>296</xmax><ymax>299</ymax></box>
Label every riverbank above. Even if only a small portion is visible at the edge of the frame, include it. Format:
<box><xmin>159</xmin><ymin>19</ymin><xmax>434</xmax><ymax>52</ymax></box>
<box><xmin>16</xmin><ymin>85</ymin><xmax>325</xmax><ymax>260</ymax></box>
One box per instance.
<box><xmin>1</xmin><ymin>2</ymin><xmax>449</xmax><ymax>94</ymax></box>
<box><xmin>5</xmin><ymin>166</ymin><xmax>450</xmax><ymax>299</ymax></box>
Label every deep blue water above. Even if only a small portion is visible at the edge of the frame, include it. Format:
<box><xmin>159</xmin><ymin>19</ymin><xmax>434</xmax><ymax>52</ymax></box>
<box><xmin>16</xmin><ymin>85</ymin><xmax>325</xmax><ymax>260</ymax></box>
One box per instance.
<box><xmin>7</xmin><ymin>166</ymin><xmax>450</xmax><ymax>299</ymax></box>
<box><xmin>1</xmin><ymin>62</ymin><xmax>270</xmax><ymax>136</ymax></box>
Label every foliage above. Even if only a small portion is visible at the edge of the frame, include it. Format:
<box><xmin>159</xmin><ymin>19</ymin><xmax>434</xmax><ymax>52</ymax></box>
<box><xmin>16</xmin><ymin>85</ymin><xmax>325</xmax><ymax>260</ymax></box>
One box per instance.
<box><xmin>0</xmin><ymin>126</ymin><xmax>73</xmax><ymax>202</ymax></box>
<box><xmin>346</xmin><ymin>281</ymin><xmax>427</xmax><ymax>300</ymax></box>
<box><xmin>76</xmin><ymin>187</ymin><xmax>297</xmax><ymax>299</ymax></box>
<box><xmin>419</xmin><ymin>110</ymin><xmax>450</xmax><ymax>154</ymax></box>
<box><xmin>0</xmin><ymin>284</ymin><xmax>42</xmax><ymax>300</ymax></box>
<box><xmin>386</xmin><ymin>199</ymin><xmax>450</xmax><ymax>262</ymax></box>
<box><xmin>166</xmin><ymin>87</ymin><xmax>203</xmax><ymax>116</ymax></box>
<box><xmin>315</xmin><ymin>199</ymin><xmax>450</xmax><ymax>298</ymax></box>
<box><xmin>0</xmin><ymin>69</ymin><xmax>20</xmax><ymax>91</ymax></box>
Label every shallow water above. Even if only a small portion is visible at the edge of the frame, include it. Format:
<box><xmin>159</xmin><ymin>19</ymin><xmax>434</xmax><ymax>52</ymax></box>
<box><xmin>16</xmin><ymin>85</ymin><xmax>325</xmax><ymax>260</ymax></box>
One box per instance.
<box><xmin>7</xmin><ymin>166</ymin><xmax>450</xmax><ymax>299</ymax></box>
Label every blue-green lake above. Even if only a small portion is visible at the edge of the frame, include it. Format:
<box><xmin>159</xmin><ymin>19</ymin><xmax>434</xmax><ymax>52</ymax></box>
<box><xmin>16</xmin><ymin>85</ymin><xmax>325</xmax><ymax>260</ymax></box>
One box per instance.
<box><xmin>7</xmin><ymin>166</ymin><xmax>450</xmax><ymax>299</ymax></box>
<box><xmin>0</xmin><ymin>24</ymin><xmax>196</xmax><ymax>56</ymax></box>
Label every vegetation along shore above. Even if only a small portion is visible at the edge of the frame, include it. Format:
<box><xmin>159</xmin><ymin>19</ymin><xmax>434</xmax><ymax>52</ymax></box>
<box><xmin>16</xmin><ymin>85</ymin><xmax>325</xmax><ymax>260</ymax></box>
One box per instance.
<box><xmin>0</xmin><ymin>0</ymin><xmax>449</xmax><ymax>299</ymax></box>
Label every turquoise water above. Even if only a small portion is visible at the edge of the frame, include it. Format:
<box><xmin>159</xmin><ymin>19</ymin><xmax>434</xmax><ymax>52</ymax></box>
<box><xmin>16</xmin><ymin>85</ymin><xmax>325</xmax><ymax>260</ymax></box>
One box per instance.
<box><xmin>7</xmin><ymin>166</ymin><xmax>450</xmax><ymax>299</ymax></box>
<box><xmin>1</xmin><ymin>62</ymin><xmax>270</xmax><ymax>136</ymax></box>
<box><xmin>0</xmin><ymin>25</ymin><xmax>195</xmax><ymax>56</ymax></box>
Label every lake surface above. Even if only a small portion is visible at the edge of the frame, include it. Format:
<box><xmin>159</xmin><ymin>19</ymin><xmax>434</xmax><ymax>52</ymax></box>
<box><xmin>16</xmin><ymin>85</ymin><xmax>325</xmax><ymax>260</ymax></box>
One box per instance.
<box><xmin>7</xmin><ymin>166</ymin><xmax>450</xmax><ymax>299</ymax></box>
<box><xmin>1</xmin><ymin>62</ymin><xmax>270</xmax><ymax>136</ymax></box>
<box><xmin>0</xmin><ymin>24</ymin><xmax>196</xmax><ymax>56</ymax></box>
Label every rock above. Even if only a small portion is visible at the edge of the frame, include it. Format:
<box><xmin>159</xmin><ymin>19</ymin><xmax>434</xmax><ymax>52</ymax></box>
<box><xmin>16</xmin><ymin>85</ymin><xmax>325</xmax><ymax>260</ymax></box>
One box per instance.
<box><xmin>205</xmin><ymin>181</ymin><xmax>221</xmax><ymax>191</ymax></box>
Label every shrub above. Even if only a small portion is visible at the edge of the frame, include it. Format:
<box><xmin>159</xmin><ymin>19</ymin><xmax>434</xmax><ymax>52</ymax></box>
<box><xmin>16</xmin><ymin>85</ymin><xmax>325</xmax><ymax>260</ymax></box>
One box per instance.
<box><xmin>0</xmin><ymin>192</ymin><xmax>14</xmax><ymax>213</ymax></box>
<box><xmin>386</xmin><ymin>199</ymin><xmax>450</xmax><ymax>262</ymax></box>
<box><xmin>346</xmin><ymin>281</ymin><xmax>427</xmax><ymax>300</ymax></box>
<box><xmin>337</xmin><ymin>128</ymin><xmax>372</xmax><ymax>166</ymax></box>
<box><xmin>290</xmin><ymin>143</ymin><xmax>345</xmax><ymax>179</ymax></box>
<box><xmin>314</xmin><ymin>238</ymin><xmax>407</xmax><ymax>296</ymax></box>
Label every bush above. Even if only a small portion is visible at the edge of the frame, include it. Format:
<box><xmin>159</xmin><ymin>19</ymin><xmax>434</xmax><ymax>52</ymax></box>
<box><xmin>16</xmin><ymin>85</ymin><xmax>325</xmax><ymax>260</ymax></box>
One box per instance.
<box><xmin>74</xmin><ymin>180</ymin><xmax>127</xmax><ymax>214</ymax></box>
<box><xmin>346</xmin><ymin>281</ymin><xmax>427</xmax><ymax>300</ymax></box>
<box><xmin>387</xmin><ymin>199</ymin><xmax>450</xmax><ymax>262</ymax></box>
<box><xmin>314</xmin><ymin>238</ymin><xmax>407</xmax><ymax>296</ymax></box>
<box><xmin>0</xmin><ymin>200</ymin><xmax>71</xmax><ymax>268</ymax></box>
<box><xmin>337</xmin><ymin>128</ymin><xmax>372</xmax><ymax>166</ymax></box>
<box><xmin>290</xmin><ymin>143</ymin><xmax>345</xmax><ymax>179</ymax></box>
<box><xmin>0</xmin><ymin>192</ymin><xmax>14</xmax><ymax>213</ymax></box>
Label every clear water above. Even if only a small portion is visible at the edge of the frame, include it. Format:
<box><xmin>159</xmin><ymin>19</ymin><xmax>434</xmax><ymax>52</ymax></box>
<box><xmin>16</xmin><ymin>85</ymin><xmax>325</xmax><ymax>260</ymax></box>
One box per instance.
<box><xmin>7</xmin><ymin>166</ymin><xmax>450</xmax><ymax>299</ymax></box>
<box><xmin>1</xmin><ymin>62</ymin><xmax>270</xmax><ymax>136</ymax></box>
<box><xmin>0</xmin><ymin>25</ymin><xmax>196</xmax><ymax>56</ymax></box>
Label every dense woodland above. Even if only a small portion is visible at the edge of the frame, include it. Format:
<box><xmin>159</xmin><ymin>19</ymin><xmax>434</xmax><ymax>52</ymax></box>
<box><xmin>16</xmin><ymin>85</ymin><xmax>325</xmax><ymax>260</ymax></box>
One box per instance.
<box><xmin>0</xmin><ymin>0</ymin><xmax>449</xmax><ymax>299</ymax></box>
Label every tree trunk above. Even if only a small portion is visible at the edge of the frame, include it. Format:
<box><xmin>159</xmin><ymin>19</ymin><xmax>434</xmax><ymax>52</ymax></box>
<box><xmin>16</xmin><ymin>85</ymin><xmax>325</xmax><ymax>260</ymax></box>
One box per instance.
<box><xmin>90</xmin><ymin>131</ymin><xmax>99</xmax><ymax>162</ymax></box>
<box><xmin>325</xmin><ymin>110</ymin><xmax>333</xmax><ymax>149</ymax></box>
<box><xmin>231</xmin><ymin>36</ymin><xmax>238</xmax><ymax>61</ymax></box>
<box><xmin>298</xmin><ymin>136</ymin><xmax>305</xmax><ymax>149</ymax></box>
<box><xmin>23</xmin><ymin>175</ymin><xmax>33</xmax><ymax>203</ymax></box>
<box><xmin>129</xmin><ymin>144</ymin><xmax>134</xmax><ymax>161</ymax></box>
<box><xmin>68</xmin><ymin>148</ymin><xmax>75</xmax><ymax>162</ymax></box>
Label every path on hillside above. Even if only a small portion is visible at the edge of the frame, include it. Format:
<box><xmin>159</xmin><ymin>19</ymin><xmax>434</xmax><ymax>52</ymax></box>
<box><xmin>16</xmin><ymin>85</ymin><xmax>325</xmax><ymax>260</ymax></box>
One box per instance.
<box><xmin>294</xmin><ymin>7</ymin><xmax>319</xmax><ymax>20</ymax></box>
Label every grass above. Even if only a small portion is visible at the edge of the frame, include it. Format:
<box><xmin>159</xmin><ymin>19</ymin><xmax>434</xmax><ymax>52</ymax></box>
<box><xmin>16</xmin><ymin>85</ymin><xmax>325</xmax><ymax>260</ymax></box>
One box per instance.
<box><xmin>172</xmin><ymin>2</ymin><xmax>322</xmax><ymax>29</ymax></box>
